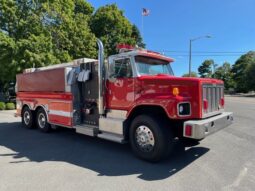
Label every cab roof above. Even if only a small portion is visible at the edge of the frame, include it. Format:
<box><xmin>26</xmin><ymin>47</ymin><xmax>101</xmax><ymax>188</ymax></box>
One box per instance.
<box><xmin>111</xmin><ymin>49</ymin><xmax>174</xmax><ymax>63</ymax></box>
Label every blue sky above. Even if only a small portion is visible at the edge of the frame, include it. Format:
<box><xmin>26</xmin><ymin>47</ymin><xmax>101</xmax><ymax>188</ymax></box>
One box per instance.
<box><xmin>89</xmin><ymin>0</ymin><xmax>255</xmax><ymax>76</ymax></box>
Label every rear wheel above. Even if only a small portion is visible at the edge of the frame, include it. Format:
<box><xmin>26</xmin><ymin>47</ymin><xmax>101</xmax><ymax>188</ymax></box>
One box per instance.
<box><xmin>129</xmin><ymin>115</ymin><xmax>173</xmax><ymax>162</ymax></box>
<box><xmin>22</xmin><ymin>107</ymin><xmax>35</xmax><ymax>129</ymax></box>
<box><xmin>36</xmin><ymin>108</ymin><xmax>51</xmax><ymax>133</ymax></box>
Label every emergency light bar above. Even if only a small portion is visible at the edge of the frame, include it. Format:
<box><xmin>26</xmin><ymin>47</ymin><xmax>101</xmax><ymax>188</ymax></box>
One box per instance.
<box><xmin>116</xmin><ymin>44</ymin><xmax>135</xmax><ymax>52</ymax></box>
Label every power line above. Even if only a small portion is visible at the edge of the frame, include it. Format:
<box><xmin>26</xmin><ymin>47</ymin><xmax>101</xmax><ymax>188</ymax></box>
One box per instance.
<box><xmin>156</xmin><ymin>50</ymin><xmax>249</xmax><ymax>53</ymax></box>
<box><xmin>161</xmin><ymin>52</ymin><xmax>247</xmax><ymax>57</ymax></box>
<box><xmin>165</xmin><ymin>54</ymin><xmax>243</xmax><ymax>57</ymax></box>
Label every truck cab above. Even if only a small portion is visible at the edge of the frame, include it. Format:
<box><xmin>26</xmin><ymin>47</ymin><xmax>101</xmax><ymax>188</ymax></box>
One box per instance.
<box><xmin>104</xmin><ymin>45</ymin><xmax>233</xmax><ymax>161</ymax></box>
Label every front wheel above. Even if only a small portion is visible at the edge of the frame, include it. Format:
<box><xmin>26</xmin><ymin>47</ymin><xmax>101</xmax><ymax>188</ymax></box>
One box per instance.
<box><xmin>36</xmin><ymin>108</ymin><xmax>51</xmax><ymax>133</ymax></box>
<box><xmin>129</xmin><ymin>115</ymin><xmax>173</xmax><ymax>162</ymax></box>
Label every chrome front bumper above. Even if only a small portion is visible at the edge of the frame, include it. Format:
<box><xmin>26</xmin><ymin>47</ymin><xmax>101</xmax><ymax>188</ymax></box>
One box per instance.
<box><xmin>183</xmin><ymin>112</ymin><xmax>233</xmax><ymax>140</ymax></box>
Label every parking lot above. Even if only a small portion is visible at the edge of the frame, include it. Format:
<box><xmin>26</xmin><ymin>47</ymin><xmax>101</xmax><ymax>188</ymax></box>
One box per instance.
<box><xmin>0</xmin><ymin>96</ymin><xmax>255</xmax><ymax>191</ymax></box>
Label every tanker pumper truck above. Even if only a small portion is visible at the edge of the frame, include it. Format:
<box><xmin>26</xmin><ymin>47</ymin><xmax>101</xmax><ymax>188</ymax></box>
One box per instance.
<box><xmin>16</xmin><ymin>40</ymin><xmax>233</xmax><ymax>162</ymax></box>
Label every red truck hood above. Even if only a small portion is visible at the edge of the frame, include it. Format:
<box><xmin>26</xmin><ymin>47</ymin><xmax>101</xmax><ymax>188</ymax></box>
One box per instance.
<box><xmin>136</xmin><ymin>74</ymin><xmax>224</xmax><ymax>119</ymax></box>
<box><xmin>137</xmin><ymin>74</ymin><xmax>223</xmax><ymax>100</ymax></box>
<box><xmin>137</xmin><ymin>74</ymin><xmax>223</xmax><ymax>85</ymax></box>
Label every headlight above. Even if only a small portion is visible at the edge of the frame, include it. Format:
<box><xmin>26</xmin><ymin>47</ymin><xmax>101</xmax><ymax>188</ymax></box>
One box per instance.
<box><xmin>179</xmin><ymin>105</ymin><xmax>184</xmax><ymax>113</ymax></box>
<box><xmin>178</xmin><ymin>102</ymin><xmax>191</xmax><ymax>116</ymax></box>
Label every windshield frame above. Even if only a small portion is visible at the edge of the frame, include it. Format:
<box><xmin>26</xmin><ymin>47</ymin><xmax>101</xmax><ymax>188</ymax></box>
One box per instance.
<box><xmin>134</xmin><ymin>55</ymin><xmax>174</xmax><ymax>77</ymax></box>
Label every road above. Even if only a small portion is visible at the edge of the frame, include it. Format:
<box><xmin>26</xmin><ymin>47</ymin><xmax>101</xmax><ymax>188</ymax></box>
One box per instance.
<box><xmin>0</xmin><ymin>96</ymin><xmax>255</xmax><ymax>191</ymax></box>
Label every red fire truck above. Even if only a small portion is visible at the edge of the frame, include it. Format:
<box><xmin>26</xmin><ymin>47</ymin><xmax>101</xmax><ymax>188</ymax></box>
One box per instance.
<box><xmin>16</xmin><ymin>40</ymin><xmax>233</xmax><ymax>162</ymax></box>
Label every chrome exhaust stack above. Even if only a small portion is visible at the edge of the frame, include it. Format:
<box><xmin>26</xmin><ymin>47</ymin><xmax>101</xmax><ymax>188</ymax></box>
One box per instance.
<box><xmin>97</xmin><ymin>39</ymin><xmax>105</xmax><ymax>115</ymax></box>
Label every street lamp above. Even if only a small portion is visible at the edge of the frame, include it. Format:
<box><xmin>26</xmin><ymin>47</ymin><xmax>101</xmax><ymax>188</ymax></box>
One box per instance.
<box><xmin>189</xmin><ymin>35</ymin><xmax>212</xmax><ymax>77</ymax></box>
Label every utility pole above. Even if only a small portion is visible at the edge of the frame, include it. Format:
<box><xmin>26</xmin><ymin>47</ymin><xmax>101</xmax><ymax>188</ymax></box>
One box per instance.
<box><xmin>189</xmin><ymin>35</ymin><xmax>212</xmax><ymax>77</ymax></box>
<box><xmin>189</xmin><ymin>40</ymin><xmax>192</xmax><ymax>77</ymax></box>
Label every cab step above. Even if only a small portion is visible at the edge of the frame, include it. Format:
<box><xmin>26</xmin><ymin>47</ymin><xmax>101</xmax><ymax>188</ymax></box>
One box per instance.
<box><xmin>75</xmin><ymin>124</ymin><xmax>99</xmax><ymax>137</ymax></box>
<box><xmin>97</xmin><ymin>132</ymin><xmax>126</xmax><ymax>143</ymax></box>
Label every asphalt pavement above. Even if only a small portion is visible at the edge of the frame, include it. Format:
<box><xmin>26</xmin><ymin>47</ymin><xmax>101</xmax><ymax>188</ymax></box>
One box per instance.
<box><xmin>0</xmin><ymin>96</ymin><xmax>255</xmax><ymax>191</ymax></box>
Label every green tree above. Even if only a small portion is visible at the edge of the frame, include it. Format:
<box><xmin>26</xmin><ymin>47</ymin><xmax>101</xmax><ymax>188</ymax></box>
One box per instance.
<box><xmin>182</xmin><ymin>72</ymin><xmax>198</xmax><ymax>77</ymax></box>
<box><xmin>74</xmin><ymin>0</ymin><xmax>94</xmax><ymax>15</ymax></box>
<box><xmin>41</xmin><ymin>0</ymin><xmax>97</xmax><ymax>61</ymax></box>
<box><xmin>232</xmin><ymin>51</ymin><xmax>255</xmax><ymax>92</ymax></box>
<box><xmin>0</xmin><ymin>32</ymin><xmax>16</xmax><ymax>86</ymax></box>
<box><xmin>90</xmin><ymin>4</ymin><xmax>143</xmax><ymax>56</ymax></box>
<box><xmin>198</xmin><ymin>59</ymin><xmax>214</xmax><ymax>78</ymax></box>
<box><xmin>131</xmin><ymin>24</ymin><xmax>145</xmax><ymax>48</ymax></box>
<box><xmin>246</xmin><ymin>62</ymin><xmax>255</xmax><ymax>91</ymax></box>
<box><xmin>0</xmin><ymin>0</ymin><xmax>97</xmax><ymax>85</ymax></box>
<box><xmin>214</xmin><ymin>62</ymin><xmax>235</xmax><ymax>90</ymax></box>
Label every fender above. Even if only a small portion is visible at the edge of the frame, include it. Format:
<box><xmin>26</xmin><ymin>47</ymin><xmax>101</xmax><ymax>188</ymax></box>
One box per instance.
<box><xmin>127</xmin><ymin>102</ymin><xmax>175</xmax><ymax>119</ymax></box>
<box><xmin>35</xmin><ymin>104</ymin><xmax>49</xmax><ymax>122</ymax></box>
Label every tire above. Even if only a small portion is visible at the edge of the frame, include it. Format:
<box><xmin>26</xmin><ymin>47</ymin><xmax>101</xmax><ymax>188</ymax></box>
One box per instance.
<box><xmin>129</xmin><ymin>115</ymin><xmax>173</xmax><ymax>162</ymax></box>
<box><xmin>22</xmin><ymin>106</ymin><xmax>35</xmax><ymax>129</ymax></box>
<box><xmin>36</xmin><ymin>108</ymin><xmax>51</xmax><ymax>133</ymax></box>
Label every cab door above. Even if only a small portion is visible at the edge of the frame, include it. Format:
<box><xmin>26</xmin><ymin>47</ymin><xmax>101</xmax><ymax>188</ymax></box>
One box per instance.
<box><xmin>106</xmin><ymin>57</ymin><xmax>135</xmax><ymax>110</ymax></box>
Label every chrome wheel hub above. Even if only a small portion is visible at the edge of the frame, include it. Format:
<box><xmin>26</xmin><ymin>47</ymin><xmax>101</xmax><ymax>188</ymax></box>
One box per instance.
<box><xmin>38</xmin><ymin>113</ymin><xmax>46</xmax><ymax>128</ymax></box>
<box><xmin>135</xmin><ymin>125</ymin><xmax>155</xmax><ymax>152</ymax></box>
<box><xmin>24</xmin><ymin>111</ymin><xmax>30</xmax><ymax>125</ymax></box>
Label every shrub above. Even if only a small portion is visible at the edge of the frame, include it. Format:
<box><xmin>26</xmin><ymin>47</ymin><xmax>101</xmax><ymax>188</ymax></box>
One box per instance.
<box><xmin>6</xmin><ymin>102</ymin><xmax>16</xmax><ymax>110</ymax></box>
<box><xmin>0</xmin><ymin>102</ymin><xmax>6</xmax><ymax>110</ymax></box>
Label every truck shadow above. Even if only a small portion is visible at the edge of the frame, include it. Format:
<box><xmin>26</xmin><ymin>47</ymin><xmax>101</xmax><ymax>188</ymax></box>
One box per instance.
<box><xmin>0</xmin><ymin>122</ymin><xmax>209</xmax><ymax>181</ymax></box>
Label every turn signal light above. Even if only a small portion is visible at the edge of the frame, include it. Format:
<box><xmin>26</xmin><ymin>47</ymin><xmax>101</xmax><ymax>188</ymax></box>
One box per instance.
<box><xmin>203</xmin><ymin>99</ymin><xmax>208</xmax><ymax>110</ymax></box>
<box><xmin>185</xmin><ymin>125</ymin><xmax>192</xmax><ymax>137</ymax></box>
<box><xmin>173</xmin><ymin>87</ymin><xmax>179</xmax><ymax>96</ymax></box>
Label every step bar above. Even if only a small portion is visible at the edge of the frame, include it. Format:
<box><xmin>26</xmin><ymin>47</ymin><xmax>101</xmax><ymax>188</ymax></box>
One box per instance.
<box><xmin>74</xmin><ymin>122</ymin><xmax>125</xmax><ymax>143</ymax></box>
<box><xmin>75</xmin><ymin>124</ymin><xmax>99</xmax><ymax>137</ymax></box>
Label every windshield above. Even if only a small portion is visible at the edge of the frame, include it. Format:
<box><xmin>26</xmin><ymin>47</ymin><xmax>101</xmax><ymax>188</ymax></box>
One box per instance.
<box><xmin>135</xmin><ymin>56</ymin><xmax>174</xmax><ymax>76</ymax></box>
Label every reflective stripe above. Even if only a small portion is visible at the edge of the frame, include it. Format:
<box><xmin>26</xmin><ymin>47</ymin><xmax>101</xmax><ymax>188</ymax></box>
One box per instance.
<box><xmin>49</xmin><ymin>110</ymin><xmax>72</xmax><ymax>117</ymax></box>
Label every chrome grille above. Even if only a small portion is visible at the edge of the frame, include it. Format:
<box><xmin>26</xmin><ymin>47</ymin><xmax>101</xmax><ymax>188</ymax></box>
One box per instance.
<box><xmin>202</xmin><ymin>84</ymin><xmax>224</xmax><ymax>117</ymax></box>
